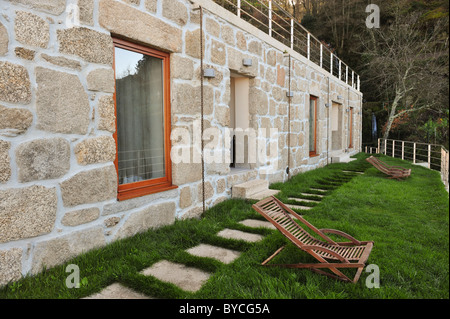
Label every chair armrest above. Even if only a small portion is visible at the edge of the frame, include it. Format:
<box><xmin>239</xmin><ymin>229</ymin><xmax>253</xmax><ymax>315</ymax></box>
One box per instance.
<box><xmin>389</xmin><ymin>165</ymin><xmax>408</xmax><ymax>170</ymax></box>
<box><xmin>389</xmin><ymin>167</ymin><xmax>409</xmax><ymax>172</ymax></box>
<box><xmin>319</xmin><ymin>229</ymin><xmax>361</xmax><ymax>245</ymax></box>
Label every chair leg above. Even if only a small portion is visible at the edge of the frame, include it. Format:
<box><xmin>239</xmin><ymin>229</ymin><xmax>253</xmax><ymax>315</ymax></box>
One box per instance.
<box><xmin>263</xmin><ymin>260</ymin><xmax>370</xmax><ymax>283</ymax></box>
<box><xmin>352</xmin><ymin>266</ymin><xmax>365</xmax><ymax>283</ymax></box>
<box><xmin>261</xmin><ymin>246</ymin><xmax>369</xmax><ymax>284</ymax></box>
<box><xmin>311</xmin><ymin>264</ymin><xmax>366</xmax><ymax>284</ymax></box>
<box><xmin>262</xmin><ymin>261</ymin><xmax>359</xmax><ymax>283</ymax></box>
<box><xmin>310</xmin><ymin>268</ymin><xmax>352</xmax><ymax>282</ymax></box>
<box><xmin>261</xmin><ymin>245</ymin><xmax>286</xmax><ymax>266</ymax></box>
<box><xmin>311</xmin><ymin>264</ymin><xmax>353</xmax><ymax>283</ymax></box>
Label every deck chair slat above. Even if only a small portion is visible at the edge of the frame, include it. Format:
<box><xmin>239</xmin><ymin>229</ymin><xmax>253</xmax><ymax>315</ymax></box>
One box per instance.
<box><xmin>355</xmin><ymin>247</ymin><xmax>366</xmax><ymax>259</ymax></box>
<box><xmin>339</xmin><ymin>247</ymin><xmax>352</xmax><ymax>258</ymax></box>
<box><xmin>267</xmin><ymin>208</ymin><xmax>281</xmax><ymax>216</ymax></box>
<box><xmin>302</xmin><ymin>237</ymin><xmax>315</xmax><ymax>246</ymax></box>
<box><xmin>345</xmin><ymin>247</ymin><xmax>358</xmax><ymax>259</ymax></box>
<box><xmin>295</xmin><ymin>232</ymin><xmax>309</xmax><ymax>242</ymax></box>
<box><xmin>260</xmin><ymin>202</ymin><xmax>273</xmax><ymax>210</ymax></box>
<box><xmin>278</xmin><ymin>219</ymin><xmax>293</xmax><ymax>228</ymax></box>
<box><xmin>291</xmin><ymin>228</ymin><xmax>305</xmax><ymax>236</ymax></box>
<box><xmin>355</xmin><ymin>247</ymin><xmax>365</xmax><ymax>259</ymax></box>
<box><xmin>264</xmin><ymin>201</ymin><xmax>278</xmax><ymax>208</ymax></box>
<box><xmin>263</xmin><ymin>203</ymin><xmax>278</xmax><ymax>212</ymax></box>
<box><xmin>356</xmin><ymin>246</ymin><xmax>366</xmax><ymax>258</ymax></box>
<box><xmin>271</xmin><ymin>213</ymin><xmax>286</xmax><ymax>223</ymax></box>
<box><xmin>285</xmin><ymin>225</ymin><xmax>299</xmax><ymax>233</ymax></box>
<box><xmin>339</xmin><ymin>247</ymin><xmax>350</xmax><ymax>257</ymax></box>
<box><xmin>271</xmin><ymin>209</ymin><xmax>284</xmax><ymax>216</ymax></box>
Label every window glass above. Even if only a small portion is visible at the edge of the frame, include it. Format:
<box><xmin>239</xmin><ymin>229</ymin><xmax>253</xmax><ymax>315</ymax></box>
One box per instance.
<box><xmin>309</xmin><ymin>98</ymin><xmax>316</xmax><ymax>153</ymax></box>
<box><xmin>349</xmin><ymin>107</ymin><xmax>353</xmax><ymax>148</ymax></box>
<box><xmin>114</xmin><ymin>47</ymin><xmax>165</xmax><ymax>185</ymax></box>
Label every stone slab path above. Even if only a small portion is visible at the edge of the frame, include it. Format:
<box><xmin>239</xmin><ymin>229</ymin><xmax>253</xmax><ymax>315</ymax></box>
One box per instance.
<box><xmin>298</xmin><ymin>192</ymin><xmax>324</xmax><ymax>198</ymax></box>
<box><xmin>284</xmin><ymin>203</ymin><xmax>313</xmax><ymax>211</ymax></box>
<box><xmin>186</xmin><ymin>244</ymin><xmax>241</xmax><ymax>264</ymax></box>
<box><xmin>84</xmin><ymin>169</ymin><xmax>362</xmax><ymax>299</ymax></box>
<box><xmin>288</xmin><ymin>197</ymin><xmax>320</xmax><ymax>204</ymax></box>
<box><xmin>217</xmin><ymin>228</ymin><xmax>264</xmax><ymax>242</ymax></box>
<box><xmin>84</xmin><ymin>219</ymin><xmax>274</xmax><ymax>299</ymax></box>
<box><xmin>342</xmin><ymin>170</ymin><xmax>364</xmax><ymax>174</ymax></box>
<box><xmin>141</xmin><ymin>260</ymin><xmax>211</xmax><ymax>293</ymax></box>
<box><xmin>83</xmin><ymin>282</ymin><xmax>151</xmax><ymax>299</ymax></box>
<box><xmin>239</xmin><ymin>219</ymin><xmax>276</xmax><ymax>230</ymax></box>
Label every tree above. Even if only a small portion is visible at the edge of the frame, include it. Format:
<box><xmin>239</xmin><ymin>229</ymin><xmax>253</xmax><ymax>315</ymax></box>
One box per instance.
<box><xmin>279</xmin><ymin>0</ymin><xmax>449</xmax><ymax>146</ymax></box>
<box><xmin>360</xmin><ymin>7</ymin><xmax>449</xmax><ymax>142</ymax></box>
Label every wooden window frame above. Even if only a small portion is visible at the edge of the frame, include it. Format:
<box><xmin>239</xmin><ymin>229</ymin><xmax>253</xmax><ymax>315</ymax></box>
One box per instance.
<box><xmin>112</xmin><ymin>38</ymin><xmax>176</xmax><ymax>201</ymax></box>
<box><xmin>309</xmin><ymin>96</ymin><xmax>319</xmax><ymax>157</ymax></box>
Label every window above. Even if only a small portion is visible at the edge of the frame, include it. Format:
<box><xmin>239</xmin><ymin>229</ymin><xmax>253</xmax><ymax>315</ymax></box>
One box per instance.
<box><xmin>309</xmin><ymin>96</ymin><xmax>318</xmax><ymax>156</ymax></box>
<box><xmin>348</xmin><ymin>107</ymin><xmax>353</xmax><ymax>148</ymax></box>
<box><xmin>113</xmin><ymin>38</ymin><xmax>176</xmax><ymax>200</ymax></box>
<box><xmin>229</xmin><ymin>74</ymin><xmax>250</xmax><ymax>169</ymax></box>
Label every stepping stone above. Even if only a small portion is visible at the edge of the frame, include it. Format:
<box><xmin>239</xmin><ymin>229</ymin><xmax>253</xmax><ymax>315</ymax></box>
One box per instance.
<box><xmin>300</xmin><ymin>192</ymin><xmax>325</xmax><ymax>198</ymax></box>
<box><xmin>310</xmin><ymin>187</ymin><xmax>328</xmax><ymax>192</ymax></box>
<box><xmin>232</xmin><ymin>179</ymin><xmax>269</xmax><ymax>199</ymax></box>
<box><xmin>284</xmin><ymin>203</ymin><xmax>313</xmax><ymax>211</ymax></box>
<box><xmin>186</xmin><ymin>244</ymin><xmax>241</xmax><ymax>264</ymax></box>
<box><xmin>141</xmin><ymin>260</ymin><xmax>210</xmax><ymax>292</ymax></box>
<box><xmin>331</xmin><ymin>154</ymin><xmax>357</xmax><ymax>163</ymax></box>
<box><xmin>239</xmin><ymin>219</ymin><xmax>276</xmax><ymax>230</ymax></box>
<box><xmin>249</xmin><ymin>189</ymin><xmax>280</xmax><ymax>200</ymax></box>
<box><xmin>288</xmin><ymin>197</ymin><xmax>319</xmax><ymax>203</ymax></box>
<box><xmin>217</xmin><ymin>228</ymin><xmax>264</xmax><ymax>242</ymax></box>
<box><xmin>232</xmin><ymin>179</ymin><xmax>280</xmax><ymax>200</ymax></box>
<box><xmin>84</xmin><ymin>283</ymin><xmax>152</xmax><ymax>299</ymax></box>
<box><xmin>342</xmin><ymin>170</ymin><xmax>364</xmax><ymax>174</ymax></box>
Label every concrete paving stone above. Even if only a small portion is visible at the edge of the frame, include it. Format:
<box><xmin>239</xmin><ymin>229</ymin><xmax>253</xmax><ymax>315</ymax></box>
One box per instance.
<box><xmin>186</xmin><ymin>244</ymin><xmax>241</xmax><ymax>264</ymax></box>
<box><xmin>288</xmin><ymin>197</ymin><xmax>319</xmax><ymax>203</ymax></box>
<box><xmin>231</xmin><ymin>179</ymin><xmax>269</xmax><ymax>199</ymax></box>
<box><xmin>140</xmin><ymin>260</ymin><xmax>210</xmax><ymax>292</ymax></box>
<box><xmin>284</xmin><ymin>203</ymin><xmax>313</xmax><ymax>210</ymax></box>
<box><xmin>342</xmin><ymin>170</ymin><xmax>364</xmax><ymax>174</ymax></box>
<box><xmin>239</xmin><ymin>219</ymin><xmax>276</xmax><ymax>230</ymax></box>
<box><xmin>300</xmin><ymin>192</ymin><xmax>325</xmax><ymax>198</ymax></box>
<box><xmin>248</xmin><ymin>189</ymin><xmax>280</xmax><ymax>200</ymax></box>
<box><xmin>83</xmin><ymin>283</ymin><xmax>152</xmax><ymax>299</ymax></box>
<box><xmin>217</xmin><ymin>228</ymin><xmax>264</xmax><ymax>242</ymax></box>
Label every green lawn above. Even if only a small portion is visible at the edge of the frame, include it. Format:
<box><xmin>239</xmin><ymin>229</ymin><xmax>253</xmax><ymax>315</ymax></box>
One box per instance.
<box><xmin>1</xmin><ymin>153</ymin><xmax>448</xmax><ymax>299</ymax></box>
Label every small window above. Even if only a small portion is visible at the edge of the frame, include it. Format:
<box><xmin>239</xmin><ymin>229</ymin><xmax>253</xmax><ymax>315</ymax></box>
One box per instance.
<box><xmin>348</xmin><ymin>107</ymin><xmax>354</xmax><ymax>148</ymax></box>
<box><xmin>309</xmin><ymin>96</ymin><xmax>318</xmax><ymax>156</ymax></box>
<box><xmin>113</xmin><ymin>38</ymin><xmax>176</xmax><ymax>200</ymax></box>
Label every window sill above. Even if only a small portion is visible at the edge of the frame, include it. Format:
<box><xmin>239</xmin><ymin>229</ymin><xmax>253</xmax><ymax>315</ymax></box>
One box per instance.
<box><xmin>117</xmin><ymin>183</ymin><xmax>178</xmax><ymax>201</ymax></box>
<box><xmin>309</xmin><ymin>152</ymin><xmax>319</xmax><ymax>158</ymax></box>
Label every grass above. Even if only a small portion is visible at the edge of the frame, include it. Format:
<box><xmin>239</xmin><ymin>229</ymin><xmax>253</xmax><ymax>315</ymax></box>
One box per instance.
<box><xmin>0</xmin><ymin>153</ymin><xmax>448</xmax><ymax>299</ymax></box>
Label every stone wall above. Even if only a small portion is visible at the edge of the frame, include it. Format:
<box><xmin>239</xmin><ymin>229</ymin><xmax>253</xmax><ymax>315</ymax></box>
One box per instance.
<box><xmin>0</xmin><ymin>0</ymin><xmax>362</xmax><ymax>285</ymax></box>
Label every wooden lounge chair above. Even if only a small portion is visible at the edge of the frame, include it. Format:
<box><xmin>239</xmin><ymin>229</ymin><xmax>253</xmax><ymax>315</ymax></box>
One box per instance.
<box><xmin>252</xmin><ymin>196</ymin><xmax>374</xmax><ymax>283</ymax></box>
<box><xmin>366</xmin><ymin>156</ymin><xmax>411</xmax><ymax>180</ymax></box>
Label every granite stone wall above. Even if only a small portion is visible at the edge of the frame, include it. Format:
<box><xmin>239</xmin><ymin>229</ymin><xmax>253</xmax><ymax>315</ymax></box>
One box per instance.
<box><xmin>0</xmin><ymin>0</ymin><xmax>362</xmax><ymax>285</ymax></box>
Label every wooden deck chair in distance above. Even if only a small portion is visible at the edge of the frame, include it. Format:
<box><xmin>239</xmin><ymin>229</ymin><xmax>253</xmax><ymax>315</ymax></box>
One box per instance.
<box><xmin>366</xmin><ymin>156</ymin><xmax>411</xmax><ymax>180</ymax></box>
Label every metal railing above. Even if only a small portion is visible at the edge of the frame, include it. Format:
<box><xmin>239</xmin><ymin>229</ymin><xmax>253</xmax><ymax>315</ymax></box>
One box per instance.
<box><xmin>365</xmin><ymin>138</ymin><xmax>449</xmax><ymax>190</ymax></box>
<box><xmin>211</xmin><ymin>0</ymin><xmax>360</xmax><ymax>91</ymax></box>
